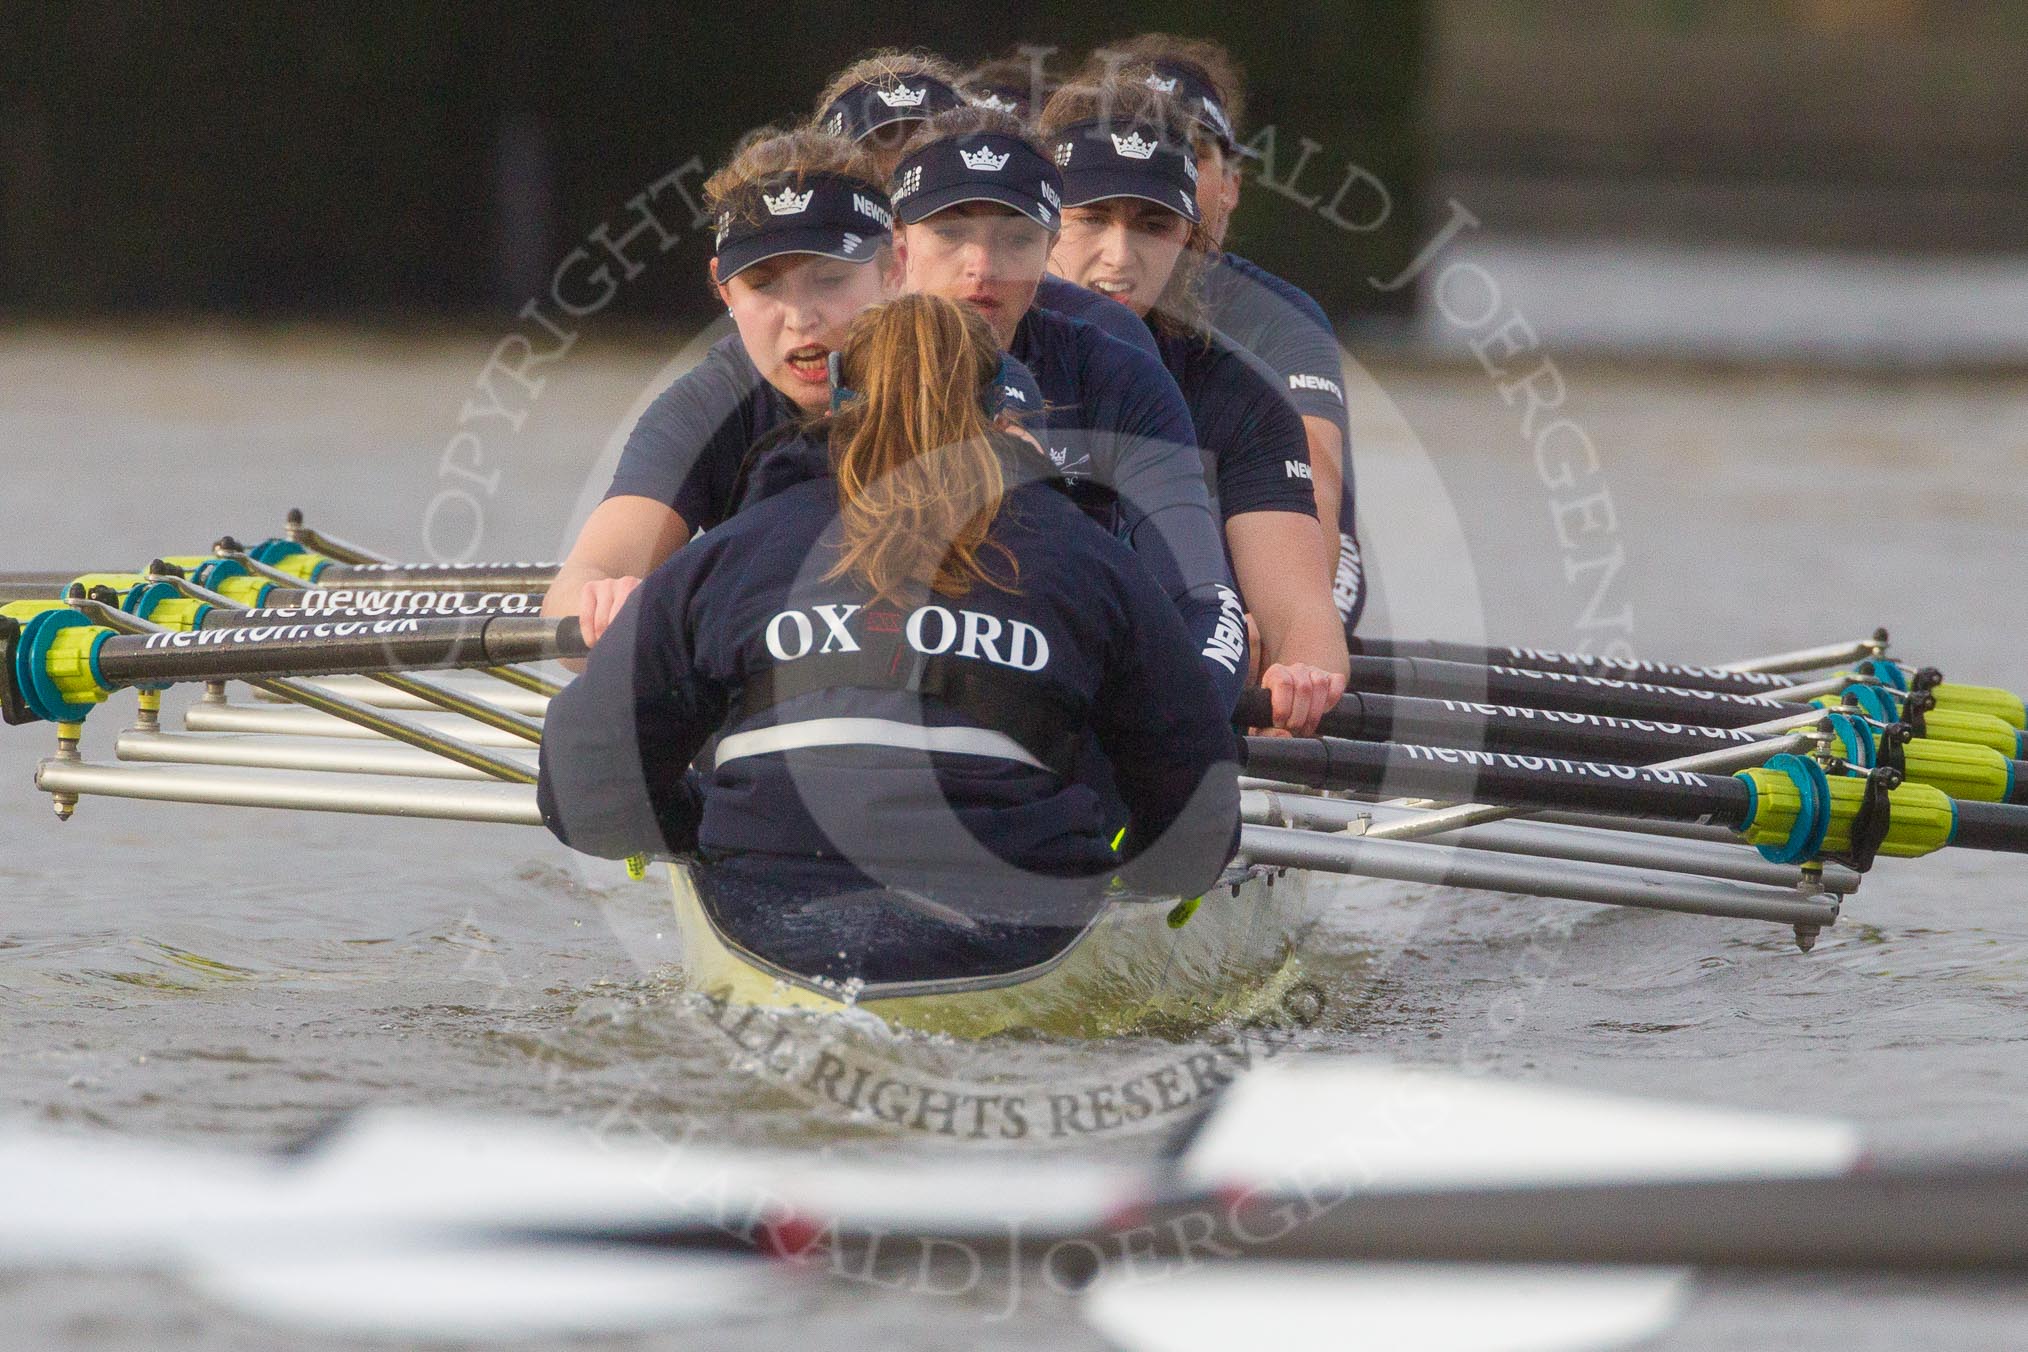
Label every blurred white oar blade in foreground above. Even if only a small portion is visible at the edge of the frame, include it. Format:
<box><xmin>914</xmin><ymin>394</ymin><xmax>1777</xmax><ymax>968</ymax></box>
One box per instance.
<box><xmin>188</xmin><ymin>1242</ymin><xmax>792</xmax><ymax>1342</ymax></box>
<box><xmin>1174</xmin><ymin>1059</ymin><xmax>1862</xmax><ymax>1194</ymax></box>
<box><xmin>1084</xmin><ymin>1263</ymin><xmax>1691</xmax><ymax>1352</ymax></box>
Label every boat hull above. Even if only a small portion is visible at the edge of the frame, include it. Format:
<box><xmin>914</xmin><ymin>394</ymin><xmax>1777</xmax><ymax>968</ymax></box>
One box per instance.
<box><xmin>666</xmin><ymin>863</ymin><xmax>1315</xmax><ymax>1039</ymax></box>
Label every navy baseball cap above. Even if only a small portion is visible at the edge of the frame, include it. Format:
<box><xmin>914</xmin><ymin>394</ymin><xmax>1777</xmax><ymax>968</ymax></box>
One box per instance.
<box><xmin>1142</xmin><ymin>59</ymin><xmax>1256</xmax><ymax>160</ymax></box>
<box><xmin>889</xmin><ymin>133</ymin><xmax>1062</xmax><ymax>230</ymax></box>
<box><xmin>712</xmin><ymin>173</ymin><xmax>894</xmax><ymax>282</ymax></box>
<box><xmin>819</xmin><ymin>75</ymin><xmax>965</xmax><ymax>143</ymax></box>
<box><xmin>1048</xmin><ymin>119</ymin><xmax>1201</xmax><ymax>223</ymax></box>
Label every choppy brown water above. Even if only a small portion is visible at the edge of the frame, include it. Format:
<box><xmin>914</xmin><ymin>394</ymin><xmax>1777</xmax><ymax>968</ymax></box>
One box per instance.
<box><xmin>2</xmin><ymin>325</ymin><xmax>2026</xmax><ymax>1348</ymax></box>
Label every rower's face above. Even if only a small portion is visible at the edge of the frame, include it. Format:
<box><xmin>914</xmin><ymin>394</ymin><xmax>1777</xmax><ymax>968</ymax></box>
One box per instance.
<box><xmin>896</xmin><ymin>204</ymin><xmax>1051</xmax><ymax>348</ymax></box>
<box><xmin>1194</xmin><ymin>143</ymin><xmax>1243</xmax><ymax>247</ymax></box>
<box><xmin>1049</xmin><ymin>200</ymin><xmax>1192</xmax><ymax>320</ymax></box>
<box><xmin>715</xmin><ymin>253</ymin><xmax>896</xmax><ymax>413</ymax></box>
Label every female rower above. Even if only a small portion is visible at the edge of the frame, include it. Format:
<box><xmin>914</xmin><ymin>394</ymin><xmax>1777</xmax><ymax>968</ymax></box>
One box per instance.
<box><xmin>881</xmin><ymin>102</ymin><xmax>1341</xmax><ymax>731</ymax></box>
<box><xmin>541</xmin><ymin>128</ymin><xmax>897</xmax><ymax>643</ymax></box>
<box><xmin>537</xmin><ymin>294</ymin><xmax>1241</xmax><ymax>986</ymax></box>
<box><xmin>811</xmin><ymin>48</ymin><xmax>1160</xmax><ymax>358</ymax></box>
<box><xmin>1039</xmin><ymin>81</ymin><xmax>1350</xmax><ymax>728</ymax></box>
<box><xmin>1086</xmin><ymin>37</ymin><xmax>1367</xmax><ymax>635</ymax></box>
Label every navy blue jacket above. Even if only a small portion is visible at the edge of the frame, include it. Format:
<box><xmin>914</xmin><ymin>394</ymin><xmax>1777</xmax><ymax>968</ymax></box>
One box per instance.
<box><xmin>1204</xmin><ymin>252</ymin><xmax>1365</xmax><ymax>632</ymax></box>
<box><xmin>538</xmin><ymin>453</ymin><xmax>1241</xmax><ymax>903</ymax></box>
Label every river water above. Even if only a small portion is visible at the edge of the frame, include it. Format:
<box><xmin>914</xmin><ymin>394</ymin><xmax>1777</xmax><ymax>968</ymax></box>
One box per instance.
<box><xmin>1</xmin><ymin>325</ymin><xmax>2026</xmax><ymax>1348</ymax></box>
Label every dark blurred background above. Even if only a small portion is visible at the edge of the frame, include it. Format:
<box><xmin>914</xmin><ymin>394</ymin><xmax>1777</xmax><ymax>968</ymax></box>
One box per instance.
<box><xmin>0</xmin><ymin>1</ymin><xmax>1425</xmax><ymax>325</ymax></box>
<box><xmin>1433</xmin><ymin>0</ymin><xmax>2028</xmax><ymax>253</ymax></box>
<box><xmin>5</xmin><ymin>1</ymin><xmax>2024</xmax><ymax>339</ymax></box>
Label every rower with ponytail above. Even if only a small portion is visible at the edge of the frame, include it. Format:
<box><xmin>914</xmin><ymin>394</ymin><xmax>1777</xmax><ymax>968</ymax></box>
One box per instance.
<box><xmin>824</xmin><ymin>291</ymin><xmax>1019</xmax><ymax>606</ymax></box>
<box><xmin>538</xmin><ymin>293</ymin><xmax>1240</xmax><ymax>987</ymax></box>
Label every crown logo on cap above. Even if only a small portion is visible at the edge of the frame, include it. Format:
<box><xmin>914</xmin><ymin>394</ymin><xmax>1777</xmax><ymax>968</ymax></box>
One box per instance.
<box><xmin>970</xmin><ymin>92</ymin><xmax>1018</xmax><ymax>113</ymax></box>
<box><xmin>1110</xmin><ymin>130</ymin><xmax>1157</xmax><ymax>160</ymax></box>
<box><xmin>876</xmin><ymin>83</ymin><xmax>927</xmax><ymax>108</ymax></box>
<box><xmin>763</xmin><ymin>186</ymin><xmax>814</xmax><ymax>215</ymax></box>
<box><xmin>959</xmin><ymin>146</ymin><xmax>1010</xmax><ymax>172</ymax></box>
<box><xmin>1144</xmin><ymin>74</ymin><xmax>1178</xmax><ymax>94</ymax></box>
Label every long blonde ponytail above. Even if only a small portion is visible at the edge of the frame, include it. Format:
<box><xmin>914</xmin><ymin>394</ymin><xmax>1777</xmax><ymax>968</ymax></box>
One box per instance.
<box><xmin>824</xmin><ymin>294</ymin><xmax>1019</xmax><ymax>604</ymax></box>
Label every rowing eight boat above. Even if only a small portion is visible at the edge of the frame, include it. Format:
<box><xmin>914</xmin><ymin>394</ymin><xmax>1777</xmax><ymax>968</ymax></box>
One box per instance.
<box><xmin>5</xmin><ymin>516</ymin><xmax>2028</xmax><ymax>1038</ymax></box>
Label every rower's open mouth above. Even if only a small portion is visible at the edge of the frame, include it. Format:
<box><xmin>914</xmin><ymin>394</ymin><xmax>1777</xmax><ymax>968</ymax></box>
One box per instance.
<box><xmin>1088</xmin><ymin>279</ymin><xmax>1135</xmax><ymax>303</ymax></box>
<box><xmin>784</xmin><ymin>345</ymin><xmax>831</xmax><ymax>383</ymax></box>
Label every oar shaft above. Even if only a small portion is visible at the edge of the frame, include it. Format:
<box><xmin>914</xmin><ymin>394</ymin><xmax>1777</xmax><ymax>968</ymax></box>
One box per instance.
<box><xmin>1234</xmin><ymin>688</ymin><xmax>1779</xmax><ymax>761</ymax></box>
<box><xmin>1349</xmin><ymin>637</ymin><xmax>1806</xmax><ymax>694</ymax></box>
<box><xmin>1241</xmin><ymin>735</ymin><xmax>1755</xmax><ymax>825</ymax></box>
<box><xmin>91</xmin><ymin>614</ymin><xmax>584</xmax><ymax>686</ymax></box>
<box><xmin>1947</xmin><ymin>802</ymin><xmax>2028</xmax><ymax>854</ymax></box>
<box><xmin>312</xmin><ymin>562</ymin><xmax>559</xmax><ymax>592</ymax></box>
<box><xmin>1342</xmin><ymin>654</ymin><xmax>1813</xmax><ymax>727</ymax></box>
<box><xmin>1175</xmin><ymin>1159</ymin><xmax>2028</xmax><ymax>1270</ymax></box>
<box><xmin>196</xmin><ymin>594</ymin><xmax>544</xmax><ymax>625</ymax></box>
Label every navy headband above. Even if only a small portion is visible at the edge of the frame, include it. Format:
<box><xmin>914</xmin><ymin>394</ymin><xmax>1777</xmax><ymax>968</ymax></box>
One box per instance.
<box><xmin>1048</xmin><ymin>119</ymin><xmax>1201</xmax><ymax>223</ymax></box>
<box><xmin>889</xmin><ymin>132</ymin><xmax>1062</xmax><ymax>230</ymax></box>
<box><xmin>819</xmin><ymin>75</ymin><xmax>965</xmax><ymax>143</ymax></box>
<box><xmin>712</xmin><ymin>173</ymin><xmax>894</xmax><ymax>281</ymax></box>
